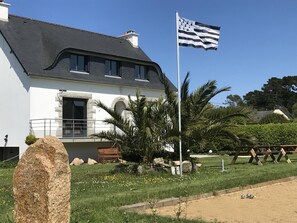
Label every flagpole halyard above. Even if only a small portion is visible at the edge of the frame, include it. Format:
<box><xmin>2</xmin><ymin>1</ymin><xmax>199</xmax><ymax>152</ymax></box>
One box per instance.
<box><xmin>176</xmin><ymin>11</ymin><xmax>183</xmax><ymax>176</ymax></box>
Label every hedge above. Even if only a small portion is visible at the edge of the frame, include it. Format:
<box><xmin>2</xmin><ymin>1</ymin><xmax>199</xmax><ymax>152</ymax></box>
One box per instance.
<box><xmin>232</xmin><ymin>123</ymin><xmax>297</xmax><ymax>145</ymax></box>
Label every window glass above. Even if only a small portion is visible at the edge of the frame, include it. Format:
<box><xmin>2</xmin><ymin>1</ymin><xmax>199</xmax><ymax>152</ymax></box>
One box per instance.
<box><xmin>105</xmin><ymin>60</ymin><xmax>119</xmax><ymax>76</ymax></box>
<box><xmin>140</xmin><ymin>66</ymin><xmax>145</xmax><ymax>79</ymax></box>
<box><xmin>62</xmin><ymin>97</ymin><xmax>87</xmax><ymax>137</ymax></box>
<box><xmin>105</xmin><ymin>60</ymin><xmax>110</xmax><ymax>74</ymax></box>
<box><xmin>111</xmin><ymin>61</ymin><xmax>117</xmax><ymax>75</ymax></box>
<box><xmin>135</xmin><ymin>65</ymin><xmax>147</xmax><ymax>80</ymax></box>
<box><xmin>70</xmin><ymin>54</ymin><xmax>88</xmax><ymax>72</ymax></box>
<box><xmin>70</xmin><ymin>54</ymin><xmax>77</xmax><ymax>71</ymax></box>
<box><xmin>77</xmin><ymin>55</ymin><xmax>85</xmax><ymax>71</ymax></box>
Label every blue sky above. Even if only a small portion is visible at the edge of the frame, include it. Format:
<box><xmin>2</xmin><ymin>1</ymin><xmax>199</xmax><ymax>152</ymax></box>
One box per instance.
<box><xmin>8</xmin><ymin>0</ymin><xmax>297</xmax><ymax>105</ymax></box>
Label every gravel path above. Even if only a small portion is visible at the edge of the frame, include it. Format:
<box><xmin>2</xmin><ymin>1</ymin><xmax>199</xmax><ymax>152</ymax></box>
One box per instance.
<box><xmin>146</xmin><ymin>179</ymin><xmax>297</xmax><ymax>223</ymax></box>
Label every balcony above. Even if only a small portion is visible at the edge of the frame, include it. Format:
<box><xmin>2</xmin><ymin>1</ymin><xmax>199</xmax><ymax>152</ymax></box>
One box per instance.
<box><xmin>29</xmin><ymin>118</ymin><xmax>114</xmax><ymax>143</ymax></box>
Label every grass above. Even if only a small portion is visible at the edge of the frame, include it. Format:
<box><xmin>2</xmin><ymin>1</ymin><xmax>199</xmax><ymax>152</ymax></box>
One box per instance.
<box><xmin>1</xmin><ymin>155</ymin><xmax>297</xmax><ymax>222</ymax></box>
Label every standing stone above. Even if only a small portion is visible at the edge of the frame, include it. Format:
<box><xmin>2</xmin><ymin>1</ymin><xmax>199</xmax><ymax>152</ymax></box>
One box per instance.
<box><xmin>13</xmin><ymin>136</ymin><xmax>71</xmax><ymax>223</ymax></box>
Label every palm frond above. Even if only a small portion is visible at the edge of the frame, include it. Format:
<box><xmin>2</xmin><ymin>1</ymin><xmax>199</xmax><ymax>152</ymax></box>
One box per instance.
<box><xmin>96</xmin><ymin>100</ymin><xmax>125</xmax><ymax>123</ymax></box>
<box><xmin>181</xmin><ymin>72</ymin><xmax>190</xmax><ymax>101</ymax></box>
<box><xmin>191</xmin><ymin>80</ymin><xmax>230</xmax><ymax>110</ymax></box>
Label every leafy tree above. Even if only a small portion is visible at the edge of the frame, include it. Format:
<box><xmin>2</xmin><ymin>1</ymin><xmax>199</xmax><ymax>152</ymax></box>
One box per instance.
<box><xmin>244</xmin><ymin>76</ymin><xmax>297</xmax><ymax>112</ymax></box>
<box><xmin>224</xmin><ymin>94</ymin><xmax>245</xmax><ymax>107</ymax></box>
<box><xmin>243</xmin><ymin>90</ymin><xmax>267</xmax><ymax>109</ymax></box>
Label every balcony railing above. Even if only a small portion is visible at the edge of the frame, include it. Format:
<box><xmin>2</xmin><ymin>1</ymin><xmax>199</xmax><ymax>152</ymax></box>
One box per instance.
<box><xmin>29</xmin><ymin>118</ymin><xmax>114</xmax><ymax>141</ymax></box>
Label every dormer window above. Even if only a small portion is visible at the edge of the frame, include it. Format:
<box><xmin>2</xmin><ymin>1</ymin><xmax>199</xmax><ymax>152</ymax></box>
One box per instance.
<box><xmin>135</xmin><ymin>65</ymin><xmax>148</xmax><ymax>80</ymax></box>
<box><xmin>105</xmin><ymin>60</ymin><xmax>120</xmax><ymax>77</ymax></box>
<box><xmin>70</xmin><ymin>54</ymin><xmax>89</xmax><ymax>73</ymax></box>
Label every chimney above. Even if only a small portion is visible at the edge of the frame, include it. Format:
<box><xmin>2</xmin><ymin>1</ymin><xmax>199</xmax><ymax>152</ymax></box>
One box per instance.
<box><xmin>121</xmin><ymin>30</ymin><xmax>139</xmax><ymax>48</ymax></box>
<box><xmin>0</xmin><ymin>0</ymin><xmax>10</xmax><ymax>22</ymax></box>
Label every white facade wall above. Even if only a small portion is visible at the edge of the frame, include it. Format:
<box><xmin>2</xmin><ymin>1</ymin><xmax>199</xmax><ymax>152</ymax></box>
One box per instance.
<box><xmin>30</xmin><ymin>77</ymin><xmax>165</xmax><ymax>160</ymax></box>
<box><xmin>30</xmin><ymin>78</ymin><xmax>164</xmax><ymax>162</ymax></box>
<box><xmin>0</xmin><ymin>33</ymin><xmax>30</xmax><ymax>157</ymax></box>
<box><xmin>30</xmin><ymin>77</ymin><xmax>164</xmax><ymax>120</ymax></box>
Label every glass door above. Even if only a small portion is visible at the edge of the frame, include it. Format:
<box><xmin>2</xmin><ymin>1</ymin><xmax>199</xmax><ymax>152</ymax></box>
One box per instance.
<box><xmin>63</xmin><ymin>98</ymin><xmax>87</xmax><ymax>137</ymax></box>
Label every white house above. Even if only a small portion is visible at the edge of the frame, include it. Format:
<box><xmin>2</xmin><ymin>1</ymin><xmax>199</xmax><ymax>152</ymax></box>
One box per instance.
<box><xmin>0</xmin><ymin>2</ymin><xmax>175</xmax><ymax>161</ymax></box>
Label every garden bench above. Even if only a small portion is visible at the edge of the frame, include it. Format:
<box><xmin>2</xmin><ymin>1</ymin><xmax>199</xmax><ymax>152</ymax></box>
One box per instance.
<box><xmin>98</xmin><ymin>148</ymin><xmax>121</xmax><ymax>163</ymax></box>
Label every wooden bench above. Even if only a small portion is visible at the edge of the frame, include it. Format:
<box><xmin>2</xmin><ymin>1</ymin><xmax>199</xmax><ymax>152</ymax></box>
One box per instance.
<box><xmin>98</xmin><ymin>148</ymin><xmax>121</xmax><ymax>163</ymax></box>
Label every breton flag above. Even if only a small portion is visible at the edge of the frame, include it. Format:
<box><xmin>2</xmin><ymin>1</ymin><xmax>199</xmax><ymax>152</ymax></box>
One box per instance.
<box><xmin>178</xmin><ymin>15</ymin><xmax>220</xmax><ymax>50</ymax></box>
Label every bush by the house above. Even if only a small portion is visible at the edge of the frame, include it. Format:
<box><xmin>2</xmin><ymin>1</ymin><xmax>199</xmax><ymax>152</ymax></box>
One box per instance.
<box><xmin>25</xmin><ymin>133</ymin><xmax>37</xmax><ymax>145</ymax></box>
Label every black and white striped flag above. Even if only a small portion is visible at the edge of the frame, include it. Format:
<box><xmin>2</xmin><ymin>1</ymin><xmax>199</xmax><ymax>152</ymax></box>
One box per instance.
<box><xmin>178</xmin><ymin>15</ymin><xmax>220</xmax><ymax>50</ymax></box>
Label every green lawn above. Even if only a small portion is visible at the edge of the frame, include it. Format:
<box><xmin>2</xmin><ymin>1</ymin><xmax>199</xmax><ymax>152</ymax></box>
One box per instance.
<box><xmin>1</xmin><ymin>155</ymin><xmax>297</xmax><ymax>223</ymax></box>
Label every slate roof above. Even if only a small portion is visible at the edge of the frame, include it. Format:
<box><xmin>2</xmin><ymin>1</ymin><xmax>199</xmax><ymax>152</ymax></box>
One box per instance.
<box><xmin>0</xmin><ymin>15</ymin><xmax>176</xmax><ymax>90</ymax></box>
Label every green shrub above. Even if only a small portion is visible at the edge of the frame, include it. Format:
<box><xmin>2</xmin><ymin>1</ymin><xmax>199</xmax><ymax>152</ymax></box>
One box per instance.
<box><xmin>25</xmin><ymin>133</ymin><xmax>37</xmax><ymax>145</ymax></box>
<box><xmin>232</xmin><ymin>123</ymin><xmax>297</xmax><ymax>145</ymax></box>
<box><xmin>210</xmin><ymin>123</ymin><xmax>297</xmax><ymax>151</ymax></box>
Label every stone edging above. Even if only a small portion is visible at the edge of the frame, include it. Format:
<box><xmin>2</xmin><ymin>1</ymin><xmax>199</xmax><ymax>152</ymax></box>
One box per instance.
<box><xmin>121</xmin><ymin>176</ymin><xmax>297</xmax><ymax>212</ymax></box>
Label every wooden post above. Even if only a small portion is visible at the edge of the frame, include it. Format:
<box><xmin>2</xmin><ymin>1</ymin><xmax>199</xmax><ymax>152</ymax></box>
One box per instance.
<box><xmin>249</xmin><ymin>148</ymin><xmax>262</xmax><ymax>166</ymax></box>
<box><xmin>263</xmin><ymin>148</ymin><xmax>276</xmax><ymax>163</ymax></box>
<box><xmin>231</xmin><ymin>149</ymin><xmax>240</xmax><ymax>164</ymax></box>
<box><xmin>278</xmin><ymin>148</ymin><xmax>292</xmax><ymax>163</ymax></box>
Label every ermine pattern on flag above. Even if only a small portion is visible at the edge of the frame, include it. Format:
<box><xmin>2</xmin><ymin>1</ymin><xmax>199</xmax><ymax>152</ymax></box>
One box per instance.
<box><xmin>178</xmin><ymin>16</ymin><xmax>220</xmax><ymax>50</ymax></box>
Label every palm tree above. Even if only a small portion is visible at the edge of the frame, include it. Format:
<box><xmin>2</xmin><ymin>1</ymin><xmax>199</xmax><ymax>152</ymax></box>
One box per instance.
<box><xmin>187</xmin><ymin>106</ymin><xmax>252</xmax><ymax>153</ymax></box>
<box><xmin>94</xmin><ymin>73</ymin><xmax>251</xmax><ymax>163</ymax></box>
<box><xmin>93</xmin><ymin>92</ymin><xmax>173</xmax><ymax>163</ymax></box>
<box><xmin>159</xmin><ymin>72</ymin><xmax>251</xmax><ymax>157</ymax></box>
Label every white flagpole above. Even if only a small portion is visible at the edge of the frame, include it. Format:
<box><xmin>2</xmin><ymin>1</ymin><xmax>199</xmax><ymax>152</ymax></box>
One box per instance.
<box><xmin>175</xmin><ymin>11</ymin><xmax>183</xmax><ymax>176</ymax></box>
